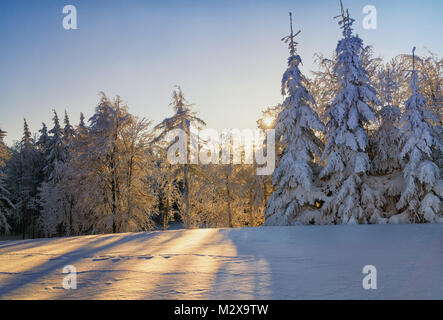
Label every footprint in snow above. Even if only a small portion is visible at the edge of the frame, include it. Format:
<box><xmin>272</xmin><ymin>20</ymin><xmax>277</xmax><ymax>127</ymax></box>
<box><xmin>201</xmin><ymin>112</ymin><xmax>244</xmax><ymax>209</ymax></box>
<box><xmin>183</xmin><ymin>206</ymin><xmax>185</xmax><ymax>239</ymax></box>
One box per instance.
<box><xmin>92</xmin><ymin>256</ymin><xmax>114</xmax><ymax>261</ymax></box>
<box><xmin>137</xmin><ymin>256</ymin><xmax>153</xmax><ymax>260</ymax></box>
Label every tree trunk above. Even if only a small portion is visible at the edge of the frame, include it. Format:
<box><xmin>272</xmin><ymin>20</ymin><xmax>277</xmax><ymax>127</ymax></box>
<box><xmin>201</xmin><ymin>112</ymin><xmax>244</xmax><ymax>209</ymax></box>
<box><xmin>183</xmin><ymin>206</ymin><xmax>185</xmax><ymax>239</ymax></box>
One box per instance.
<box><xmin>163</xmin><ymin>196</ymin><xmax>169</xmax><ymax>231</ymax></box>
<box><xmin>225</xmin><ymin>171</ymin><xmax>233</xmax><ymax>228</ymax></box>
<box><xmin>111</xmin><ymin>177</ymin><xmax>117</xmax><ymax>233</ymax></box>
<box><xmin>249</xmin><ymin>201</ymin><xmax>255</xmax><ymax>227</ymax></box>
<box><xmin>69</xmin><ymin>197</ymin><xmax>73</xmax><ymax>236</ymax></box>
<box><xmin>183</xmin><ymin>164</ymin><xmax>190</xmax><ymax>228</ymax></box>
<box><xmin>22</xmin><ymin>207</ymin><xmax>27</xmax><ymax>240</ymax></box>
<box><xmin>126</xmin><ymin>156</ymin><xmax>134</xmax><ymax>233</ymax></box>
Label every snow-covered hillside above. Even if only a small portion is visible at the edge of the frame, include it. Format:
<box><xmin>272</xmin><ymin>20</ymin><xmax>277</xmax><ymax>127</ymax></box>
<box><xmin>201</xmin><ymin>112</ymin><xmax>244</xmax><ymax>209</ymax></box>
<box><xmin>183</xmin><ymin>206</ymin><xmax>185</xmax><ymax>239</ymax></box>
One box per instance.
<box><xmin>0</xmin><ymin>224</ymin><xmax>442</xmax><ymax>299</ymax></box>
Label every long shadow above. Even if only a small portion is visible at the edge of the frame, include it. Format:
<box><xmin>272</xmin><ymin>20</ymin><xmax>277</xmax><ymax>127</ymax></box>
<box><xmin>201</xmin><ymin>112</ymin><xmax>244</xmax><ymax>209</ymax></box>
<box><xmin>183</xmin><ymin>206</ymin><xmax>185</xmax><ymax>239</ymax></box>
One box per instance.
<box><xmin>51</xmin><ymin>231</ymin><xmax>199</xmax><ymax>299</ymax></box>
<box><xmin>51</xmin><ymin>229</ymin><xmax>194</xmax><ymax>299</ymax></box>
<box><xmin>214</xmin><ymin>225</ymin><xmax>443</xmax><ymax>299</ymax></box>
<box><xmin>7</xmin><ymin>232</ymin><xmax>191</xmax><ymax>299</ymax></box>
<box><xmin>0</xmin><ymin>237</ymin><xmax>83</xmax><ymax>253</ymax></box>
<box><xmin>0</xmin><ymin>232</ymin><xmax>153</xmax><ymax>298</ymax></box>
<box><xmin>0</xmin><ymin>239</ymin><xmax>39</xmax><ymax>248</ymax></box>
<box><xmin>210</xmin><ymin>227</ymin><xmax>273</xmax><ymax>299</ymax></box>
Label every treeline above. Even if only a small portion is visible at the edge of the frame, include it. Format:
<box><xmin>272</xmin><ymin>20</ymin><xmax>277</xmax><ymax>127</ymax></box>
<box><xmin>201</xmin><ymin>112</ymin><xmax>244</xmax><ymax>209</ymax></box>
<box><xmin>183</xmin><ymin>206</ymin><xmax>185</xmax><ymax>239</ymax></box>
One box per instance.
<box><xmin>0</xmin><ymin>39</ymin><xmax>442</xmax><ymax>238</ymax></box>
<box><xmin>0</xmin><ymin>89</ymin><xmax>270</xmax><ymax>239</ymax></box>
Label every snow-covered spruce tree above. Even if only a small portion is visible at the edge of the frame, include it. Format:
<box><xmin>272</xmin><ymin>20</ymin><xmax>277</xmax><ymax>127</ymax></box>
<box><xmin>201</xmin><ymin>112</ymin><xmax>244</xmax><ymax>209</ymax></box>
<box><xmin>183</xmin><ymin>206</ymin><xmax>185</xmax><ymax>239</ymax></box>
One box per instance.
<box><xmin>9</xmin><ymin>120</ymin><xmax>43</xmax><ymax>238</ymax></box>
<box><xmin>38</xmin><ymin>111</ymin><xmax>71</xmax><ymax>236</ymax></box>
<box><xmin>39</xmin><ymin>111</ymin><xmax>84</xmax><ymax>237</ymax></box>
<box><xmin>44</xmin><ymin>110</ymin><xmax>67</xmax><ymax>179</ymax></box>
<box><xmin>0</xmin><ymin>129</ymin><xmax>14</xmax><ymax>234</ymax></box>
<box><xmin>153</xmin><ymin>86</ymin><xmax>205</xmax><ymax>228</ymax></box>
<box><xmin>360</xmin><ymin>68</ymin><xmax>405</xmax><ymax>223</ymax></box>
<box><xmin>63</xmin><ymin>111</ymin><xmax>75</xmax><ymax>149</ymax></box>
<box><xmin>319</xmin><ymin>6</ymin><xmax>380</xmax><ymax>224</ymax></box>
<box><xmin>73</xmin><ymin>112</ymin><xmax>88</xmax><ymax>155</ymax></box>
<box><xmin>393</xmin><ymin>48</ymin><xmax>443</xmax><ymax>223</ymax></box>
<box><xmin>310</xmin><ymin>45</ymin><xmax>381</xmax><ymax>125</ymax></box>
<box><xmin>36</xmin><ymin>123</ymin><xmax>49</xmax><ymax>154</ymax></box>
<box><xmin>264</xmin><ymin>13</ymin><xmax>325</xmax><ymax>226</ymax></box>
<box><xmin>371</xmin><ymin>68</ymin><xmax>403</xmax><ymax>174</ymax></box>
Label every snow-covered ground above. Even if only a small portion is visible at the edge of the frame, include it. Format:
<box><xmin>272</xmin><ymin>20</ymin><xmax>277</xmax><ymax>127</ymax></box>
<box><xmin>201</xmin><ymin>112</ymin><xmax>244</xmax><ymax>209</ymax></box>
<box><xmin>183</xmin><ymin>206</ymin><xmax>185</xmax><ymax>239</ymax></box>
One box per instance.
<box><xmin>0</xmin><ymin>224</ymin><xmax>442</xmax><ymax>299</ymax></box>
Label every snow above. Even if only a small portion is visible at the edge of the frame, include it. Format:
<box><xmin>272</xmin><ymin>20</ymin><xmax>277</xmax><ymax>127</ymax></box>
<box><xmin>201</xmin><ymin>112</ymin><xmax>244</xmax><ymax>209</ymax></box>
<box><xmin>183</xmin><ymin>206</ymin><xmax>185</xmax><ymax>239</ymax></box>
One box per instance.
<box><xmin>1</xmin><ymin>224</ymin><xmax>442</xmax><ymax>299</ymax></box>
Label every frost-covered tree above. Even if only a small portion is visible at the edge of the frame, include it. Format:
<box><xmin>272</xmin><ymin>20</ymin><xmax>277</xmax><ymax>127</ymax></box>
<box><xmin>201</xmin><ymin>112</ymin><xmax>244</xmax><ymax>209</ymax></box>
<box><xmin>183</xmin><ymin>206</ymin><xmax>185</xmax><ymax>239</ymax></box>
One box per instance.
<box><xmin>79</xmin><ymin>112</ymin><xmax>86</xmax><ymax>127</ymax></box>
<box><xmin>39</xmin><ymin>113</ymin><xmax>89</xmax><ymax>237</ymax></box>
<box><xmin>190</xmin><ymin>161</ymin><xmax>251</xmax><ymax>228</ymax></box>
<box><xmin>44</xmin><ymin>110</ymin><xmax>67</xmax><ymax>180</ymax></box>
<box><xmin>394</xmin><ymin>48</ymin><xmax>443</xmax><ymax>223</ymax></box>
<box><xmin>152</xmin><ymin>146</ymin><xmax>182</xmax><ymax>230</ymax></box>
<box><xmin>310</xmin><ymin>46</ymin><xmax>381</xmax><ymax>123</ymax></box>
<box><xmin>38</xmin><ymin>110</ymin><xmax>74</xmax><ymax>236</ymax></box>
<box><xmin>371</xmin><ymin>68</ymin><xmax>403</xmax><ymax>174</ymax></box>
<box><xmin>80</xmin><ymin>93</ymin><xmax>130</xmax><ymax>233</ymax></box>
<box><xmin>0</xmin><ymin>129</ymin><xmax>14</xmax><ymax>234</ymax></box>
<box><xmin>36</xmin><ymin>123</ymin><xmax>49</xmax><ymax>153</ymax></box>
<box><xmin>364</xmin><ymin>104</ymin><xmax>403</xmax><ymax>223</ymax></box>
<box><xmin>120</xmin><ymin>117</ymin><xmax>158</xmax><ymax>232</ymax></box>
<box><xmin>73</xmin><ymin>113</ymin><xmax>89</xmax><ymax>154</ymax></box>
<box><xmin>67</xmin><ymin>93</ymin><xmax>157</xmax><ymax>234</ymax></box>
<box><xmin>38</xmin><ymin>162</ymin><xmax>71</xmax><ymax>236</ymax></box>
<box><xmin>63</xmin><ymin>110</ymin><xmax>75</xmax><ymax>149</ymax></box>
<box><xmin>249</xmin><ymin>106</ymin><xmax>281</xmax><ymax>226</ymax></box>
<box><xmin>265</xmin><ymin>13</ymin><xmax>325</xmax><ymax>226</ymax></box>
<box><xmin>319</xmin><ymin>4</ymin><xmax>380</xmax><ymax>224</ymax></box>
<box><xmin>7</xmin><ymin>120</ymin><xmax>43</xmax><ymax>238</ymax></box>
<box><xmin>371</xmin><ymin>106</ymin><xmax>402</xmax><ymax>173</ymax></box>
<box><xmin>153</xmin><ymin>86</ymin><xmax>206</xmax><ymax>228</ymax></box>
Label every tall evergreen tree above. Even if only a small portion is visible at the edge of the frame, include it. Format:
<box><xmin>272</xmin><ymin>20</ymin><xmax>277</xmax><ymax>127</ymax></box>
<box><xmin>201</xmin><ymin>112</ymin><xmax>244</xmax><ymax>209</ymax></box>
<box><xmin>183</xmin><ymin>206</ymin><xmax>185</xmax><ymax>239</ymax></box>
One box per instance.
<box><xmin>39</xmin><ymin>111</ymin><xmax>72</xmax><ymax>236</ymax></box>
<box><xmin>8</xmin><ymin>120</ymin><xmax>42</xmax><ymax>238</ymax></box>
<box><xmin>394</xmin><ymin>48</ymin><xmax>443</xmax><ymax>223</ymax></box>
<box><xmin>63</xmin><ymin>110</ymin><xmax>75</xmax><ymax>149</ymax></box>
<box><xmin>44</xmin><ymin>110</ymin><xmax>66</xmax><ymax>180</ymax></box>
<box><xmin>37</xmin><ymin>123</ymin><xmax>49</xmax><ymax>154</ymax></box>
<box><xmin>319</xmin><ymin>3</ymin><xmax>380</xmax><ymax>224</ymax></box>
<box><xmin>265</xmin><ymin>13</ymin><xmax>325</xmax><ymax>226</ymax></box>
<box><xmin>371</xmin><ymin>67</ymin><xmax>403</xmax><ymax>174</ymax></box>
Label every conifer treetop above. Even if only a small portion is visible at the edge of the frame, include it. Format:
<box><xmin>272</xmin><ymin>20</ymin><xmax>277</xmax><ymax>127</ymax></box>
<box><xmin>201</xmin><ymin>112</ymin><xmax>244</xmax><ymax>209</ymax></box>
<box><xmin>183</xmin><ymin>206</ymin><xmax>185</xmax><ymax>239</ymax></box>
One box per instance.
<box><xmin>281</xmin><ymin>12</ymin><xmax>301</xmax><ymax>58</ymax></box>
<box><xmin>334</xmin><ymin>0</ymin><xmax>355</xmax><ymax>38</ymax></box>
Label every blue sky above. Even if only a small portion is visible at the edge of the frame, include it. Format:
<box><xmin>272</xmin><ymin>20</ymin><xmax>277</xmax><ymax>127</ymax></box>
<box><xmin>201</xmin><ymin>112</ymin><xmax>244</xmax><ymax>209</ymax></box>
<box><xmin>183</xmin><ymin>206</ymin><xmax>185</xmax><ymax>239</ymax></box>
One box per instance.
<box><xmin>1</xmin><ymin>0</ymin><xmax>442</xmax><ymax>145</ymax></box>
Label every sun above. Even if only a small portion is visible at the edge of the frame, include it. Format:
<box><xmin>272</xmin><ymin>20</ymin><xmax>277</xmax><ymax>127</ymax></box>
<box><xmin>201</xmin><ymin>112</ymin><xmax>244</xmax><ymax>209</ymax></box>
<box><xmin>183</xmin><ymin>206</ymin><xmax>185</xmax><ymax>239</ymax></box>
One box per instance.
<box><xmin>263</xmin><ymin>115</ymin><xmax>274</xmax><ymax>128</ymax></box>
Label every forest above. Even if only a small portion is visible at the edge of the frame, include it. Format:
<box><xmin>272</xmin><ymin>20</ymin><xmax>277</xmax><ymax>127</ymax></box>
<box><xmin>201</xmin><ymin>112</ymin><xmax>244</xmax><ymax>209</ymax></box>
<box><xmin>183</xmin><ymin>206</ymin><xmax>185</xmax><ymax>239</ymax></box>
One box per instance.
<box><xmin>0</xmin><ymin>10</ymin><xmax>441</xmax><ymax>239</ymax></box>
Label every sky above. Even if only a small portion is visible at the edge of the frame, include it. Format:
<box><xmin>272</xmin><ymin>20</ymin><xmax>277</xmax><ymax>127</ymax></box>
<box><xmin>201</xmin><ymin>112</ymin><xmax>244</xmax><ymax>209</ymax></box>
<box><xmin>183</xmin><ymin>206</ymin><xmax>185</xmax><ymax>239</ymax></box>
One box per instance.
<box><xmin>0</xmin><ymin>0</ymin><xmax>442</xmax><ymax>145</ymax></box>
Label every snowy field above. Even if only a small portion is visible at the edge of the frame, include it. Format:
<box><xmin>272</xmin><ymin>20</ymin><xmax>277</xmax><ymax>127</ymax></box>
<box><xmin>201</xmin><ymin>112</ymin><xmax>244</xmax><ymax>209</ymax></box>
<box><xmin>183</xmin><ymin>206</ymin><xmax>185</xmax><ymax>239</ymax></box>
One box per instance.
<box><xmin>0</xmin><ymin>224</ymin><xmax>442</xmax><ymax>300</ymax></box>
